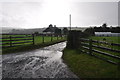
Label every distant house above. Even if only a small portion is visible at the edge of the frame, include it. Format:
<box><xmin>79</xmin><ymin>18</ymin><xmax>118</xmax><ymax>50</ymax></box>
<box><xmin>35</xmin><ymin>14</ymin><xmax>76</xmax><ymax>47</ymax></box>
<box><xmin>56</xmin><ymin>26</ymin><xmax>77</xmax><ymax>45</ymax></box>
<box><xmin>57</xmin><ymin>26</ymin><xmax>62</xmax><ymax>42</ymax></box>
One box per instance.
<box><xmin>95</xmin><ymin>32</ymin><xmax>120</xmax><ymax>37</ymax></box>
<box><xmin>43</xmin><ymin>24</ymin><xmax>59</xmax><ymax>36</ymax></box>
<box><xmin>43</xmin><ymin>24</ymin><xmax>58</xmax><ymax>32</ymax></box>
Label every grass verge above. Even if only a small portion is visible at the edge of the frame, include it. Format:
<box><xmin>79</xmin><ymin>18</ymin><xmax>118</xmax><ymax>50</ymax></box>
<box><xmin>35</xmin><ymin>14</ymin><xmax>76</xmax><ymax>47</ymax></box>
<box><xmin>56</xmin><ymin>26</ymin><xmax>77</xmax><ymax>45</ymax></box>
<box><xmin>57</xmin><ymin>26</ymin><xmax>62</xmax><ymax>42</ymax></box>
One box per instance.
<box><xmin>2</xmin><ymin>39</ymin><xmax>66</xmax><ymax>54</ymax></box>
<box><xmin>62</xmin><ymin>48</ymin><xmax>120</xmax><ymax>79</ymax></box>
<box><xmin>89</xmin><ymin>36</ymin><xmax>120</xmax><ymax>44</ymax></box>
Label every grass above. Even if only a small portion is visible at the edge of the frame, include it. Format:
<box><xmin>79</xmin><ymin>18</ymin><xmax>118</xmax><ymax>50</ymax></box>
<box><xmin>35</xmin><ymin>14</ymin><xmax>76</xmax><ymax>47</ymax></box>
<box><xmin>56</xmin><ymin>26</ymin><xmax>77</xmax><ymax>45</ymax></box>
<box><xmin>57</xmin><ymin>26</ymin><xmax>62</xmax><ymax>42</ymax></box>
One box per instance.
<box><xmin>1</xmin><ymin>35</ymin><xmax>63</xmax><ymax>46</ymax></box>
<box><xmin>88</xmin><ymin>36</ymin><xmax>120</xmax><ymax>63</ymax></box>
<box><xmin>62</xmin><ymin>48</ymin><xmax>120</xmax><ymax>79</ymax></box>
<box><xmin>89</xmin><ymin>36</ymin><xmax>120</xmax><ymax>44</ymax></box>
<box><xmin>1</xmin><ymin>34</ymin><xmax>33</xmax><ymax>47</ymax></box>
<box><xmin>1</xmin><ymin>35</ymin><xmax>66</xmax><ymax>54</ymax></box>
<box><xmin>2</xmin><ymin>39</ymin><xmax>65</xmax><ymax>54</ymax></box>
<box><xmin>89</xmin><ymin>36</ymin><xmax>120</xmax><ymax>51</ymax></box>
<box><xmin>34</xmin><ymin>36</ymin><xmax>62</xmax><ymax>44</ymax></box>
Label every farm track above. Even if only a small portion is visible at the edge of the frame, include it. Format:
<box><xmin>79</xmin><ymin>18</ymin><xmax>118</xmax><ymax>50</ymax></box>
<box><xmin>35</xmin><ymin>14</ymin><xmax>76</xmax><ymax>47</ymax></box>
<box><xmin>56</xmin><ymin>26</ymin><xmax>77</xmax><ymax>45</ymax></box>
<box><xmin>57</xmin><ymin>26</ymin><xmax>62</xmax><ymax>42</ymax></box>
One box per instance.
<box><xmin>1</xmin><ymin>42</ymin><xmax>78</xmax><ymax>79</ymax></box>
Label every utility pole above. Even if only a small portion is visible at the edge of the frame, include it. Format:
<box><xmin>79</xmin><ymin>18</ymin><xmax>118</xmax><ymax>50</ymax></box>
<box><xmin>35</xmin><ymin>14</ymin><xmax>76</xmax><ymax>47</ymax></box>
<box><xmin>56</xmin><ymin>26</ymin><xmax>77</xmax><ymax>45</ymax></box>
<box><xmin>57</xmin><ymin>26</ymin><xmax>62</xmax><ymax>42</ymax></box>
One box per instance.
<box><xmin>69</xmin><ymin>14</ymin><xmax>71</xmax><ymax>31</ymax></box>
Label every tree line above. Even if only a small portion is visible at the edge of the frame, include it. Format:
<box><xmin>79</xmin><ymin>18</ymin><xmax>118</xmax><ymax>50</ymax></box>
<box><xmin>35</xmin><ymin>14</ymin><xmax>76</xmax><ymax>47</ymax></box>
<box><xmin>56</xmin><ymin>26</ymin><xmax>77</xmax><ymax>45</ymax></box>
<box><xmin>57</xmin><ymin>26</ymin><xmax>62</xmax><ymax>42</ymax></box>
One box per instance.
<box><xmin>84</xmin><ymin>23</ymin><xmax>120</xmax><ymax>36</ymax></box>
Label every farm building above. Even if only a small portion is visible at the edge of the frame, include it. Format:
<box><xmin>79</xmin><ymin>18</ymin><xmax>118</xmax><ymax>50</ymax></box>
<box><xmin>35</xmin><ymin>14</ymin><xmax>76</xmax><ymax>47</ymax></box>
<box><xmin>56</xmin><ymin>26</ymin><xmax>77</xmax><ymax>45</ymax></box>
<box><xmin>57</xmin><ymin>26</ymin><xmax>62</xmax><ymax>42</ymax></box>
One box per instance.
<box><xmin>95</xmin><ymin>32</ymin><xmax>120</xmax><ymax>37</ymax></box>
<box><xmin>43</xmin><ymin>24</ymin><xmax>58</xmax><ymax>33</ymax></box>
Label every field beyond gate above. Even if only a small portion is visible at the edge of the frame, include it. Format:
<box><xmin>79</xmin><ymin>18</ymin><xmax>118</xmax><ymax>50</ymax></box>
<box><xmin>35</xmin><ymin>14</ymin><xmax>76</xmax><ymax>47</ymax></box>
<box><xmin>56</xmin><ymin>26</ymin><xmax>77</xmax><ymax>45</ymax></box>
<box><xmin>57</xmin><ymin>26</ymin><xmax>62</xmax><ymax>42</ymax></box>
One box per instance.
<box><xmin>1</xmin><ymin>34</ymin><xmax>65</xmax><ymax>54</ymax></box>
<box><xmin>1</xmin><ymin>34</ymin><xmax>34</xmax><ymax>48</ymax></box>
<box><xmin>63</xmin><ymin>36</ymin><xmax>120</xmax><ymax>78</ymax></box>
<box><xmin>80</xmin><ymin>36</ymin><xmax>120</xmax><ymax>65</ymax></box>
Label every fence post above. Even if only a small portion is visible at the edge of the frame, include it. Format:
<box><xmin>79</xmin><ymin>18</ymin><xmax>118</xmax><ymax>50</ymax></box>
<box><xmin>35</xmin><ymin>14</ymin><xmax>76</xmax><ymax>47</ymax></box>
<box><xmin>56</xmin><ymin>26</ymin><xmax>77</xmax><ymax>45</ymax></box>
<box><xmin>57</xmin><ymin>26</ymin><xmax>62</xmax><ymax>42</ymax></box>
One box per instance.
<box><xmin>111</xmin><ymin>41</ymin><xmax>113</xmax><ymax>50</ymax></box>
<box><xmin>79</xmin><ymin>38</ymin><xmax>82</xmax><ymax>53</ymax></box>
<box><xmin>32</xmin><ymin>34</ymin><xmax>35</xmax><ymax>45</ymax></box>
<box><xmin>118</xmin><ymin>61</ymin><xmax>120</xmax><ymax>78</ymax></box>
<box><xmin>10</xmin><ymin>36</ymin><xmax>12</xmax><ymax>47</ymax></box>
<box><xmin>97</xmin><ymin>40</ymin><xmax>99</xmax><ymax>47</ymax></box>
<box><xmin>89</xmin><ymin>39</ymin><xmax>92</xmax><ymax>55</ymax></box>
<box><xmin>61</xmin><ymin>35</ymin><xmax>62</xmax><ymax>39</ymax></box>
<box><xmin>42</xmin><ymin>35</ymin><xmax>44</xmax><ymax>43</ymax></box>
<box><xmin>66</xmin><ymin>30</ymin><xmax>81</xmax><ymax>49</ymax></box>
<box><xmin>57</xmin><ymin>35</ymin><xmax>58</xmax><ymax>40</ymax></box>
<box><xmin>51</xmin><ymin>34</ymin><xmax>53</xmax><ymax>41</ymax></box>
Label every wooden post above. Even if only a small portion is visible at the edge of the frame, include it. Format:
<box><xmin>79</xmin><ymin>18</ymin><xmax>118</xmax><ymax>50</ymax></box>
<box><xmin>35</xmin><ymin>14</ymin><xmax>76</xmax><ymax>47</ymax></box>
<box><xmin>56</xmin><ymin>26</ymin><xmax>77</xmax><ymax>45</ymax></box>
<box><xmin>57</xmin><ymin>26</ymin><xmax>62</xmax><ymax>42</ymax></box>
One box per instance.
<box><xmin>97</xmin><ymin>40</ymin><xmax>99</xmax><ymax>47</ymax></box>
<box><xmin>65</xmin><ymin>35</ymin><xmax>67</xmax><ymax>40</ymax></box>
<box><xmin>57</xmin><ymin>35</ymin><xmax>58</xmax><ymax>40</ymax></box>
<box><xmin>111</xmin><ymin>41</ymin><xmax>113</xmax><ymax>50</ymax></box>
<box><xmin>66</xmin><ymin>30</ymin><xmax>81</xmax><ymax>49</ymax></box>
<box><xmin>61</xmin><ymin>35</ymin><xmax>62</xmax><ymax>39</ymax></box>
<box><xmin>32</xmin><ymin>34</ymin><xmax>35</xmax><ymax>45</ymax></box>
<box><xmin>79</xmin><ymin>38</ymin><xmax>82</xmax><ymax>53</ymax></box>
<box><xmin>89</xmin><ymin>39</ymin><xmax>92</xmax><ymax>55</ymax></box>
<box><xmin>42</xmin><ymin>35</ymin><xmax>44</xmax><ymax>43</ymax></box>
<box><xmin>51</xmin><ymin>34</ymin><xmax>53</xmax><ymax>41</ymax></box>
<box><xmin>10</xmin><ymin>36</ymin><xmax>12</xmax><ymax>47</ymax></box>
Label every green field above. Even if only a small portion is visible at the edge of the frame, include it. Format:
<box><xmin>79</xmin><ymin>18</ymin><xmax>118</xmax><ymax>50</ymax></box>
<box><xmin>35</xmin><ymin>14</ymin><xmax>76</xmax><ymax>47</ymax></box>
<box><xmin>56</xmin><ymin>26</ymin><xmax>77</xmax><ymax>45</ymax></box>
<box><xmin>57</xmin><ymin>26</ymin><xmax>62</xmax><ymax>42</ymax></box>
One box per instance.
<box><xmin>1</xmin><ymin>35</ymin><xmax>63</xmax><ymax>46</ymax></box>
<box><xmin>1</xmin><ymin>34</ymin><xmax>65</xmax><ymax>54</ymax></box>
<box><xmin>1</xmin><ymin>34</ymin><xmax>32</xmax><ymax>47</ymax></box>
<box><xmin>89</xmin><ymin>36</ymin><xmax>120</xmax><ymax>44</ymax></box>
<box><xmin>34</xmin><ymin>36</ymin><xmax>62</xmax><ymax>44</ymax></box>
<box><xmin>63</xmin><ymin>48</ymin><xmax>119</xmax><ymax>78</ymax></box>
<box><xmin>88</xmin><ymin>36</ymin><xmax>120</xmax><ymax>63</ymax></box>
<box><xmin>62</xmin><ymin>36</ymin><xmax>120</xmax><ymax>79</ymax></box>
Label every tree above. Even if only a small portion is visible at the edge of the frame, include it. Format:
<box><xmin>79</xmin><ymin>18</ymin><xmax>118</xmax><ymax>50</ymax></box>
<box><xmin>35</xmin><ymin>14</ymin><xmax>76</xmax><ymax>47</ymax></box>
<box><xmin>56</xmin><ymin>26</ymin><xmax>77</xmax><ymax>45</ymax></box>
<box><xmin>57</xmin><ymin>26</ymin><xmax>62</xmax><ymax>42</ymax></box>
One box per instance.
<box><xmin>49</xmin><ymin>24</ymin><xmax>53</xmax><ymax>28</ymax></box>
<box><xmin>84</xmin><ymin>27</ymin><xmax>95</xmax><ymax>36</ymax></box>
<box><xmin>102</xmin><ymin>23</ymin><xmax>107</xmax><ymax>28</ymax></box>
<box><xmin>55</xmin><ymin>28</ymin><xmax>61</xmax><ymax>36</ymax></box>
<box><xmin>63</xmin><ymin>27</ymin><xmax>68</xmax><ymax>35</ymax></box>
<box><xmin>54</xmin><ymin>25</ymin><xmax>56</xmax><ymax>27</ymax></box>
<box><xmin>34</xmin><ymin>31</ymin><xmax>39</xmax><ymax>36</ymax></box>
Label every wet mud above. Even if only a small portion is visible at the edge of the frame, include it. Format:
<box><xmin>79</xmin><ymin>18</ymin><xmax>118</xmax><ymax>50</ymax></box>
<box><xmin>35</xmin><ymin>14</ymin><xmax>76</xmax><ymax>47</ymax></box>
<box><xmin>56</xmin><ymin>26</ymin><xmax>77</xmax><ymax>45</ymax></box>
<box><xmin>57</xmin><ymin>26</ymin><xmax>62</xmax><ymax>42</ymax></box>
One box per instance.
<box><xmin>2</xmin><ymin>42</ymin><xmax>78</xmax><ymax>78</ymax></box>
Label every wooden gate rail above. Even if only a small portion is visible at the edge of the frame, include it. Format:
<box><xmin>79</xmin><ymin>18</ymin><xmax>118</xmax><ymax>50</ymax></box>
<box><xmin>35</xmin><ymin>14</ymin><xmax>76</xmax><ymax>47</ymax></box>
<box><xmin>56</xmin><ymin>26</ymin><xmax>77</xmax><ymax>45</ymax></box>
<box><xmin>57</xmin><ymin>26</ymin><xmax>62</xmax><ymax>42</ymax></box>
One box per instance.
<box><xmin>1</xmin><ymin>34</ymin><xmax>34</xmax><ymax>48</ymax></box>
<box><xmin>80</xmin><ymin>38</ymin><xmax>120</xmax><ymax>65</ymax></box>
<box><xmin>92</xmin><ymin>45</ymin><xmax>120</xmax><ymax>53</ymax></box>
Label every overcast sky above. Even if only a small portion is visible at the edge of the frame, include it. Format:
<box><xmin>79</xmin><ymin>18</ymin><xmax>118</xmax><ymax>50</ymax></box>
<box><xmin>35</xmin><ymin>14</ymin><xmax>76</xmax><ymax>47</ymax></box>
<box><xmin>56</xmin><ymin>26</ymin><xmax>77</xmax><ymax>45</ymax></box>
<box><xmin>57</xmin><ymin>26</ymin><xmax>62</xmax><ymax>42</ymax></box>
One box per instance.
<box><xmin>0</xmin><ymin>0</ymin><xmax>119</xmax><ymax>29</ymax></box>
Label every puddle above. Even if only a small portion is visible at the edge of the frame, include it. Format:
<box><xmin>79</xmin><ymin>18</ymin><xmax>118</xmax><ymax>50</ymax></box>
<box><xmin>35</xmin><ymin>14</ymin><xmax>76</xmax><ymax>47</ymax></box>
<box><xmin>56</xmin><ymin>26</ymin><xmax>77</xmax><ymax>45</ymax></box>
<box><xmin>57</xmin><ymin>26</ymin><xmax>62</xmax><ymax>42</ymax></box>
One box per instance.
<box><xmin>2</xmin><ymin>42</ymin><xmax>78</xmax><ymax>78</ymax></box>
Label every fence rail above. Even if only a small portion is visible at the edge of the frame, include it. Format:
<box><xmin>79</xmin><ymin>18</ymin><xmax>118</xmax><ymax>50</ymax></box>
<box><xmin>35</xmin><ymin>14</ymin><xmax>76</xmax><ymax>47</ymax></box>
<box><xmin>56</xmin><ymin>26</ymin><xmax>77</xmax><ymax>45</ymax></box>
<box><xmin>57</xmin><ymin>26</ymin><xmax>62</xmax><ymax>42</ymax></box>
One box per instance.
<box><xmin>80</xmin><ymin>38</ymin><xmax>120</xmax><ymax>65</ymax></box>
<box><xmin>1</xmin><ymin>34</ymin><xmax>65</xmax><ymax>48</ymax></box>
<box><xmin>1</xmin><ymin>34</ymin><xmax>34</xmax><ymax>48</ymax></box>
<box><xmin>92</xmin><ymin>45</ymin><xmax>120</xmax><ymax>53</ymax></box>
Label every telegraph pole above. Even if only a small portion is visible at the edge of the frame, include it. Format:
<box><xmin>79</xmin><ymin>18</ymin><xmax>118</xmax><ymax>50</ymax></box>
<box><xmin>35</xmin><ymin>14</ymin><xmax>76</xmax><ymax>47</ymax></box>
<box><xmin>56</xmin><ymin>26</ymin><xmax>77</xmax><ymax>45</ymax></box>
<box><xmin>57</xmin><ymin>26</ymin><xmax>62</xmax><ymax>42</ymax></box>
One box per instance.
<box><xmin>69</xmin><ymin>14</ymin><xmax>71</xmax><ymax>31</ymax></box>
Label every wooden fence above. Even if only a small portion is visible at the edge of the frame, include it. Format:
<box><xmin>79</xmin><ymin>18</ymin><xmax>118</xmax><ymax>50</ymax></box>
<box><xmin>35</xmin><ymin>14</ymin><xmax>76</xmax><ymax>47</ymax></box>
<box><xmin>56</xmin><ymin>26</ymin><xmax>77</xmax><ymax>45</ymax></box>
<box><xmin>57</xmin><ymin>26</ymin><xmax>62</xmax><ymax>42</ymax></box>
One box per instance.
<box><xmin>80</xmin><ymin>38</ymin><xmax>120</xmax><ymax>65</ymax></box>
<box><xmin>0</xmin><ymin>34</ymin><xmax>65</xmax><ymax>48</ymax></box>
<box><xmin>1</xmin><ymin>34</ymin><xmax>34</xmax><ymax>48</ymax></box>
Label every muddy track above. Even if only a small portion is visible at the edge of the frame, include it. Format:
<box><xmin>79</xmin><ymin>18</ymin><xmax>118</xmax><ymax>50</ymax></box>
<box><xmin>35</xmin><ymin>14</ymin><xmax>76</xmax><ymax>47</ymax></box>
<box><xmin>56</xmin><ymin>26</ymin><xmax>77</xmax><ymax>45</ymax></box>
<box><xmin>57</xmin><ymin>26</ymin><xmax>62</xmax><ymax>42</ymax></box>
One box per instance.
<box><xmin>2</xmin><ymin>42</ymin><xmax>79</xmax><ymax>79</ymax></box>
